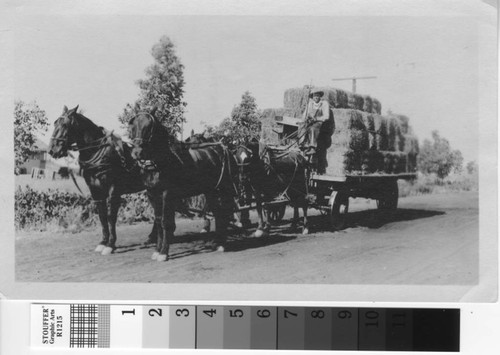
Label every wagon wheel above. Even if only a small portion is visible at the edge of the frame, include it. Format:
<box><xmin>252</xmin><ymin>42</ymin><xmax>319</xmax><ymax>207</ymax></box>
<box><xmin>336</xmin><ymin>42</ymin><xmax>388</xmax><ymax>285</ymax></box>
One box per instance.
<box><xmin>267</xmin><ymin>204</ymin><xmax>286</xmax><ymax>223</ymax></box>
<box><xmin>329</xmin><ymin>191</ymin><xmax>349</xmax><ymax>231</ymax></box>
<box><xmin>376</xmin><ymin>180</ymin><xmax>399</xmax><ymax>210</ymax></box>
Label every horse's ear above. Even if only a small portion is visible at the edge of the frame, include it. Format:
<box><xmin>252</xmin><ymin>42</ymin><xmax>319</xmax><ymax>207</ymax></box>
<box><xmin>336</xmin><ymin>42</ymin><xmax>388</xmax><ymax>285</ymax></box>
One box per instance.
<box><xmin>63</xmin><ymin>105</ymin><xmax>68</xmax><ymax>113</ymax></box>
<box><xmin>68</xmin><ymin>105</ymin><xmax>79</xmax><ymax>114</ymax></box>
<box><xmin>128</xmin><ymin>116</ymin><xmax>136</xmax><ymax>125</ymax></box>
<box><xmin>150</xmin><ymin>106</ymin><xmax>158</xmax><ymax>118</ymax></box>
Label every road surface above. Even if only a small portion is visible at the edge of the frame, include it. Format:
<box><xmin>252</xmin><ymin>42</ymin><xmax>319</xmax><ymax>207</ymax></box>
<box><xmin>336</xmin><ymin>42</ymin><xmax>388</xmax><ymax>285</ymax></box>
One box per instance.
<box><xmin>15</xmin><ymin>191</ymin><xmax>479</xmax><ymax>287</ymax></box>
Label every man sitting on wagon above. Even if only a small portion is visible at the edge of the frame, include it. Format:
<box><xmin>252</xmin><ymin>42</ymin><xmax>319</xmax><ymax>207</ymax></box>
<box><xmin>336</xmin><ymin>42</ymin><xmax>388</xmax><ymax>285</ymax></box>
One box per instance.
<box><xmin>300</xmin><ymin>88</ymin><xmax>334</xmax><ymax>174</ymax></box>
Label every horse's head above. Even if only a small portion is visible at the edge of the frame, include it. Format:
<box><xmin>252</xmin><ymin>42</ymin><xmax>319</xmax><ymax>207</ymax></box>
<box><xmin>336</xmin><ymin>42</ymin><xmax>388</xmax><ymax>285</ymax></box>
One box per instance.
<box><xmin>185</xmin><ymin>132</ymin><xmax>214</xmax><ymax>144</ymax></box>
<box><xmin>48</xmin><ymin>105</ymin><xmax>80</xmax><ymax>158</ymax></box>
<box><xmin>128</xmin><ymin>111</ymin><xmax>157</xmax><ymax>161</ymax></box>
<box><xmin>234</xmin><ymin>143</ymin><xmax>260</xmax><ymax>205</ymax></box>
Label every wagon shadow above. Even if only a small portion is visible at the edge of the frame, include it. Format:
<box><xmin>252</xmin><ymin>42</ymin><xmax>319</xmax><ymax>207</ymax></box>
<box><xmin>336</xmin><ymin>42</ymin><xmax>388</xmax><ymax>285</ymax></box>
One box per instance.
<box><xmin>225</xmin><ymin>233</ymin><xmax>296</xmax><ymax>252</ymax></box>
<box><xmin>301</xmin><ymin>208</ymin><xmax>445</xmax><ymax>233</ymax></box>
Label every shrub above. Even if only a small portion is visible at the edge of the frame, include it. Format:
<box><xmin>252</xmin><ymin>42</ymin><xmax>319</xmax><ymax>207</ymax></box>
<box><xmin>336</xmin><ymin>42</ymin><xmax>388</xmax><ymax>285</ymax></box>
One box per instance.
<box><xmin>15</xmin><ymin>185</ymin><xmax>96</xmax><ymax>231</ymax></box>
<box><xmin>14</xmin><ymin>186</ymin><xmax>207</xmax><ymax>232</ymax></box>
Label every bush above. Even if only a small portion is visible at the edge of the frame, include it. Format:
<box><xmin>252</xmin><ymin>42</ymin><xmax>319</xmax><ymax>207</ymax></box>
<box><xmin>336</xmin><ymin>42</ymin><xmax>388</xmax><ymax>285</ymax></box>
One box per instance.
<box><xmin>398</xmin><ymin>171</ymin><xmax>478</xmax><ymax>198</ymax></box>
<box><xmin>14</xmin><ymin>186</ymin><xmax>207</xmax><ymax>232</ymax></box>
<box><xmin>15</xmin><ymin>185</ymin><xmax>96</xmax><ymax>231</ymax></box>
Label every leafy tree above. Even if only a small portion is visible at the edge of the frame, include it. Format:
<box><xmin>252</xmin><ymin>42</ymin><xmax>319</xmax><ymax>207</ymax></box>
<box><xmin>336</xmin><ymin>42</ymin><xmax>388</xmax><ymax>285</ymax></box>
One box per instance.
<box><xmin>216</xmin><ymin>91</ymin><xmax>261</xmax><ymax>145</ymax></box>
<box><xmin>417</xmin><ymin>130</ymin><xmax>463</xmax><ymax>179</ymax></box>
<box><xmin>118</xmin><ymin>36</ymin><xmax>186</xmax><ymax>136</ymax></box>
<box><xmin>14</xmin><ymin>100</ymin><xmax>49</xmax><ymax>174</ymax></box>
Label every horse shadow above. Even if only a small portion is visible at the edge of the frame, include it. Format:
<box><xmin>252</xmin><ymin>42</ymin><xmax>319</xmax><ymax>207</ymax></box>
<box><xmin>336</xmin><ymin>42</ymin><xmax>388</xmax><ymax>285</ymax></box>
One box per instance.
<box><xmin>113</xmin><ymin>207</ymin><xmax>444</xmax><ymax>257</ymax></box>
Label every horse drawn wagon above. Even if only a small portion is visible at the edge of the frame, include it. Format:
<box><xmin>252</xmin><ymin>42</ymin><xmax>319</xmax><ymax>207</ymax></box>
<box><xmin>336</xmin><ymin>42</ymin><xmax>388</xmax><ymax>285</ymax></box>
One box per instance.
<box><xmin>256</xmin><ymin>86</ymin><xmax>419</xmax><ymax>231</ymax></box>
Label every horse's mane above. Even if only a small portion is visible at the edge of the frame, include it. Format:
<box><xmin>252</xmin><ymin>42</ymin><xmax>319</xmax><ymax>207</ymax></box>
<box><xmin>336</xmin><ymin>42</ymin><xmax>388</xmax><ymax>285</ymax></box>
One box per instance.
<box><xmin>70</xmin><ymin>111</ymin><xmax>103</xmax><ymax>136</ymax></box>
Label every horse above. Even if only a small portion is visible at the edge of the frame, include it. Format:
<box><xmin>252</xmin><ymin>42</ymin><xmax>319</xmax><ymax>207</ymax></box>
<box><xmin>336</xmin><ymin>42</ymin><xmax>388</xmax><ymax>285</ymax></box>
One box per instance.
<box><xmin>184</xmin><ymin>132</ymin><xmax>248</xmax><ymax>232</ymax></box>
<box><xmin>235</xmin><ymin>142</ymin><xmax>310</xmax><ymax>236</ymax></box>
<box><xmin>128</xmin><ymin>112</ymin><xmax>238</xmax><ymax>261</ymax></box>
<box><xmin>48</xmin><ymin>105</ymin><xmax>156</xmax><ymax>255</ymax></box>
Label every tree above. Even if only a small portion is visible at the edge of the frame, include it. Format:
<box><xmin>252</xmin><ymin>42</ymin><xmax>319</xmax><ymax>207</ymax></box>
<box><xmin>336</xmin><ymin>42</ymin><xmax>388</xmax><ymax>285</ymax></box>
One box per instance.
<box><xmin>217</xmin><ymin>91</ymin><xmax>261</xmax><ymax>144</ymax></box>
<box><xmin>14</xmin><ymin>100</ymin><xmax>49</xmax><ymax>174</ymax></box>
<box><xmin>417</xmin><ymin>130</ymin><xmax>463</xmax><ymax>179</ymax></box>
<box><xmin>118</xmin><ymin>36</ymin><xmax>187</xmax><ymax>136</ymax></box>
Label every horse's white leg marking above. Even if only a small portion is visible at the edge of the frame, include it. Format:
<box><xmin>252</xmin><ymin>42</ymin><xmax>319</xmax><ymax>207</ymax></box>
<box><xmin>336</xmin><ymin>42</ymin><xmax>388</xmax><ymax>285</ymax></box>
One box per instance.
<box><xmin>101</xmin><ymin>246</ymin><xmax>114</xmax><ymax>255</ymax></box>
<box><xmin>156</xmin><ymin>254</ymin><xmax>167</xmax><ymax>262</ymax></box>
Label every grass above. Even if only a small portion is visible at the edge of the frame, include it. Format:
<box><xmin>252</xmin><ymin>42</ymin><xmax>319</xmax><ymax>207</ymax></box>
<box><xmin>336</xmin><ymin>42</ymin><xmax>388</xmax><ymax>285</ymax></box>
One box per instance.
<box><xmin>398</xmin><ymin>171</ymin><xmax>478</xmax><ymax>197</ymax></box>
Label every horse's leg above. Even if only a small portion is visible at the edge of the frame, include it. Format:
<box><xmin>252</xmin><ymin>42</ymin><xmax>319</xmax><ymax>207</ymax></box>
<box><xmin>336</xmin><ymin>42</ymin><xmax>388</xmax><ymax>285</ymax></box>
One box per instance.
<box><xmin>150</xmin><ymin>192</ymin><xmax>163</xmax><ymax>260</ymax></box>
<box><xmin>146</xmin><ymin>192</ymin><xmax>158</xmax><ymax>244</ymax></box>
<box><xmin>157</xmin><ymin>191</ymin><xmax>175</xmax><ymax>262</ymax></box>
<box><xmin>204</xmin><ymin>193</ymin><xmax>225</xmax><ymax>251</ymax></box>
<box><xmin>291</xmin><ymin>205</ymin><xmax>300</xmax><ymax>230</ymax></box>
<box><xmin>200</xmin><ymin>197</ymin><xmax>212</xmax><ymax>233</ymax></box>
<box><xmin>302</xmin><ymin>204</ymin><xmax>309</xmax><ymax>235</ymax></box>
<box><xmin>94</xmin><ymin>200</ymin><xmax>110</xmax><ymax>253</ymax></box>
<box><xmin>213</xmin><ymin>193</ymin><xmax>234</xmax><ymax>251</ymax></box>
<box><xmin>231</xmin><ymin>212</ymin><xmax>243</xmax><ymax>229</ymax></box>
<box><xmin>101</xmin><ymin>195</ymin><xmax>120</xmax><ymax>255</ymax></box>
<box><xmin>239</xmin><ymin>209</ymin><xmax>251</xmax><ymax>229</ymax></box>
<box><xmin>254</xmin><ymin>193</ymin><xmax>268</xmax><ymax>238</ymax></box>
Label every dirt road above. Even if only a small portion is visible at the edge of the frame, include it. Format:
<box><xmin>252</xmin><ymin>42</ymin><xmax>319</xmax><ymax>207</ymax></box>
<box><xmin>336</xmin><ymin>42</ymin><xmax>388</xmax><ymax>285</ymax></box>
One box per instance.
<box><xmin>16</xmin><ymin>192</ymin><xmax>478</xmax><ymax>285</ymax></box>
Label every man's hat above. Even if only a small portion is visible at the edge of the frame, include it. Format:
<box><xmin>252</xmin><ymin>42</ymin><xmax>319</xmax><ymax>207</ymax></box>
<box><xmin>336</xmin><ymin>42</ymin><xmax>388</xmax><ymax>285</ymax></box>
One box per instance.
<box><xmin>309</xmin><ymin>89</ymin><xmax>324</xmax><ymax>98</ymax></box>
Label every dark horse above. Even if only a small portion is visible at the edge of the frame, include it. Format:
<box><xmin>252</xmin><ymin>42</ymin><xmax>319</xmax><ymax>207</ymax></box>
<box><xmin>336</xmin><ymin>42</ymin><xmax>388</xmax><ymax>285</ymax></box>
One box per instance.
<box><xmin>48</xmin><ymin>105</ymin><xmax>155</xmax><ymax>255</ymax></box>
<box><xmin>128</xmin><ymin>112</ymin><xmax>237</xmax><ymax>261</ymax></box>
<box><xmin>235</xmin><ymin>142</ymin><xmax>310</xmax><ymax>236</ymax></box>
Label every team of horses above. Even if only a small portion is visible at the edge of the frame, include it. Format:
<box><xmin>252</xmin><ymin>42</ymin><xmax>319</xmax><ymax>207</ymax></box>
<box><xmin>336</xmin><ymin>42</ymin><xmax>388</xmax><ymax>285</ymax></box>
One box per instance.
<box><xmin>48</xmin><ymin>105</ymin><xmax>310</xmax><ymax>261</ymax></box>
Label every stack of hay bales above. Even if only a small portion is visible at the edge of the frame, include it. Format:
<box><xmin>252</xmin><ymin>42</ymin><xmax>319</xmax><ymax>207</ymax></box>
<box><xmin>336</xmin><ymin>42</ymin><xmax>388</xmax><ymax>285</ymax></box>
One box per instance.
<box><xmin>261</xmin><ymin>86</ymin><xmax>419</xmax><ymax>176</ymax></box>
<box><xmin>326</xmin><ymin>109</ymin><xmax>418</xmax><ymax>176</ymax></box>
<box><xmin>283</xmin><ymin>86</ymin><xmax>382</xmax><ymax>115</ymax></box>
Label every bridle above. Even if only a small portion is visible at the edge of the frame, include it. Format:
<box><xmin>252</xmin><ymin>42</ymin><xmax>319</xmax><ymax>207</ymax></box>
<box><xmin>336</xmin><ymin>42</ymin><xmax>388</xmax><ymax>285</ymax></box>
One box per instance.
<box><xmin>51</xmin><ymin>114</ymin><xmax>109</xmax><ymax>153</ymax></box>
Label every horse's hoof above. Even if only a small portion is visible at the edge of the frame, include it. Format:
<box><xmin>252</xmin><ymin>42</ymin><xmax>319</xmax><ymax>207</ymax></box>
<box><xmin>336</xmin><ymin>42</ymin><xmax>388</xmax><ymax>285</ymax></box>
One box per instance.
<box><xmin>156</xmin><ymin>254</ymin><xmax>168</xmax><ymax>262</ymax></box>
<box><xmin>151</xmin><ymin>251</ymin><xmax>159</xmax><ymax>260</ymax></box>
<box><xmin>200</xmin><ymin>228</ymin><xmax>209</xmax><ymax>233</ymax></box>
<box><xmin>101</xmin><ymin>246</ymin><xmax>114</xmax><ymax>255</ymax></box>
<box><xmin>233</xmin><ymin>222</ymin><xmax>243</xmax><ymax>228</ymax></box>
<box><xmin>94</xmin><ymin>244</ymin><xmax>105</xmax><ymax>253</ymax></box>
<box><xmin>144</xmin><ymin>239</ymin><xmax>155</xmax><ymax>245</ymax></box>
<box><xmin>216</xmin><ymin>245</ymin><xmax>225</xmax><ymax>252</ymax></box>
<box><xmin>302</xmin><ymin>227</ymin><xmax>309</xmax><ymax>235</ymax></box>
<box><xmin>254</xmin><ymin>229</ymin><xmax>265</xmax><ymax>238</ymax></box>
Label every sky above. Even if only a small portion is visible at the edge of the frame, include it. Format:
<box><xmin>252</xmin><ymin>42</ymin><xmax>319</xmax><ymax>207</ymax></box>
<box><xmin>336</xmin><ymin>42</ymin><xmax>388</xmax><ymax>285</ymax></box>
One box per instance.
<box><xmin>4</xmin><ymin>0</ymin><xmax>498</xmax><ymax>163</ymax></box>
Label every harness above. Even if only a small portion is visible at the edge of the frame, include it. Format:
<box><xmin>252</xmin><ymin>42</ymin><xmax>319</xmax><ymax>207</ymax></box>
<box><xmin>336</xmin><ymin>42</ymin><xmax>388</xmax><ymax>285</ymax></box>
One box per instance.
<box><xmin>237</xmin><ymin>144</ymin><xmax>303</xmax><ymax>202</ymax></box>
<box><xmin>129</xmin><ymin>113</ymin><xmax>239</xmax><ymax>196</ymax></box>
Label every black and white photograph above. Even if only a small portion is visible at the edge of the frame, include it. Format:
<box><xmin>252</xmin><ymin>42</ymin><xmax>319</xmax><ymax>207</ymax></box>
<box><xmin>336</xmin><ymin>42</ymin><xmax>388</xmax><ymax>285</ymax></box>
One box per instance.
<box><xmin>0</xmin><ymin>0</ymin><xmax>497</xmax><ymax>303</ymax></box>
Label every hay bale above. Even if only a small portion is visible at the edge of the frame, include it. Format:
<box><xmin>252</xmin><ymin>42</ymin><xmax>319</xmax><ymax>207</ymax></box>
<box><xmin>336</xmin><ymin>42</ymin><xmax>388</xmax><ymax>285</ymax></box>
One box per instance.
<box><xmin>363</xmin><ymin>95</ymin><xmax>373</xmax><ymax>113</ymax></box>
<box><xmin>283</xmin><ymin>87</ymin><xmax>309</xmax><ymax>117</ymax></box>
<box><xmin>284</xmin><ymin>86</ymin><xmax>380</xmax><ymax>114</ymax></box>
<box><xmin>353</xmin><ymin>94</ymin><xmax>364</xmax><ymax>111</ymax></box>
<box><xmin>393</xmin><ymin>114</ymin><xmax>410</xmax><ymax>134</ymax></box>
<box><xmin>387</xmin><ymin>117</ymin><xmax>399</xmax><ymax>152</ymax></box>
<box><xmin>403</xmin><ymin>134</ymin><xmax>419</xmax><ymax>155</ymax></box>
<box><xmin>325</xmin><ymin>148</ymin><xmax>358</xmax><ymax>176</ymax></box>
<box><xmin>330</xmin><ymin>109</ymin><xmax>369</xmax><ymax>151</ymax></box>
<box><xmin>361</xmin><ymin>113</ymin><xmax>376</xmax><ymax>150</ymax></box>
<box><xmin>372</xmin><ymin>99</ymin><xmax>382</xmax><ymax>114</ymax></box>
<box><xmin>260</xmin><ymin>108</ymin><xmax>290</xmax><ymax>145</ymax></box>
<box><xmin>373</xmin><ymin>114</ymin><xmax>389</xmax><ymax>150</ymax></box>
<box><xmin>362</xmin><ymin>150</ymin><xmax>384</xmax><ymax>173</ymax></box>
